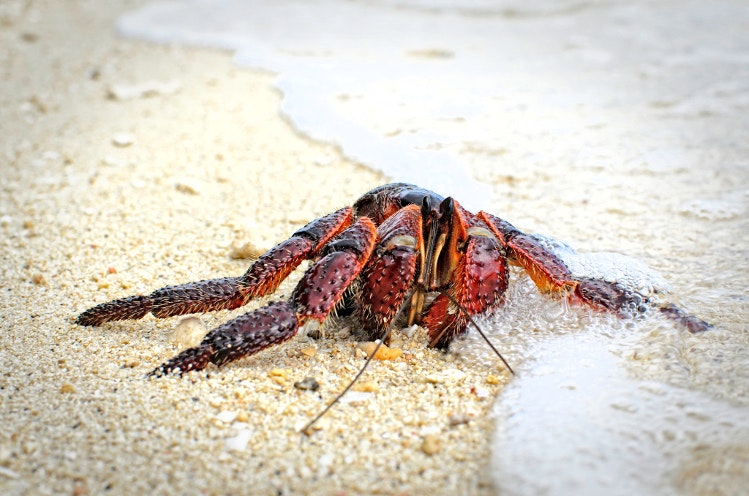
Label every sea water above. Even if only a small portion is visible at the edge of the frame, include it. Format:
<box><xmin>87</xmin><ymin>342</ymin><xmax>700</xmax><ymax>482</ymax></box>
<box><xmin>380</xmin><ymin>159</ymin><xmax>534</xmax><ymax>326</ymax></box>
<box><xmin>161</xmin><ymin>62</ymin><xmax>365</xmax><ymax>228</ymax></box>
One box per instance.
<box><xmin>118</xmin><ymin>1</ymin><xmax>749</xmax><ymax>493</ymax></box>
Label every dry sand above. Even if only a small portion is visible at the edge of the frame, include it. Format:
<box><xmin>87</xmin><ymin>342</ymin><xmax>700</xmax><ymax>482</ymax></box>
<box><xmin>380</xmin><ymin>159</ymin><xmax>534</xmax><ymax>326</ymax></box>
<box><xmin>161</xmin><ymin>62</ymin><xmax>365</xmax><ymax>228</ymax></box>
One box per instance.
<box><xmin>1</xmin><ymin>1</ymin><xmax>509</xmax><ymax>494</ymax></box>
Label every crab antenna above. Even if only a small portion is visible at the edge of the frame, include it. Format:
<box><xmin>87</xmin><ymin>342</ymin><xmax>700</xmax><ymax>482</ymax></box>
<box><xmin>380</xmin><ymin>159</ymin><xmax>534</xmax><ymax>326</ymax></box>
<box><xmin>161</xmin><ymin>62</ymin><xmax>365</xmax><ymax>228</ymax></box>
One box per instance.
<box><xmin>429</xmin><ymin>288</ymin><xmax>515</xmax><ymax>376</ymax></box>
<box><xmin>300</xmin><ymin>325</ymin><xmax>392</xmax><ymax>436</ymax></box>
<box><xmin>301</xmin><ymin>292</ymin><xmax>420</xmax><ymax>435</ymax></box>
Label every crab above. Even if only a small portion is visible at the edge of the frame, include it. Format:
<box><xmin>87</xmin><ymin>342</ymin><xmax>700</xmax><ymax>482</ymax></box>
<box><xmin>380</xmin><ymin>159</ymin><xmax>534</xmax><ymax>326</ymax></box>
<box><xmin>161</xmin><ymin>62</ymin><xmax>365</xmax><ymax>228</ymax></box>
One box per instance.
<box><xmin>76</xmin><ymin>183</ymin><xmax>708</xmax><ymax>377</ymax></box>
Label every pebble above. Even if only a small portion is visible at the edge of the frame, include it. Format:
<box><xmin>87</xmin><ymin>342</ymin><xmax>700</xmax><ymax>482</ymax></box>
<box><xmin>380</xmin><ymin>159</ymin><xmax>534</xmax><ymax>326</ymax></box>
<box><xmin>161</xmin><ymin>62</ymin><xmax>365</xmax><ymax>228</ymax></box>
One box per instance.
<box><xmin>352</xmin><ymin>381</ymin><xmax>379</xmax><ymax>393</ymax></box>
<box><xmin>215</xmin><ymin>411</ymin><xmax>238</xmax><ymax>424</ymax></box>
<box><xmin>421</xmin><ymin>434</ymin><xmax>442</xmax><ymax>455</ymax></box>
<box><xmin>169</xmin><ymin>317</ymin><xmax>207</xmax><ymax>349</ymax></box>
<box><xmin>424</xmin><ymin>368</ymin><xmax>467</xmax><ymax>385</ymax></box>
<box><xmin>111</xmin><ymin>133</ymin><xmax>135</xmax><ymax>147</ymax></box>
<box><xmin>472</xmin><ymin>386</ymin><xmax>490</xmax><ymax>399</ymax></box>
<box><xmin>338</xmin><ymin>391</ymin><xmax>372</xmax><ymax>404</ymax></box>
<box><xmin>448</xmin><ymin>413</ymin><xmax>471</xmax><ymax>427</ymax></box>
<box><xmin>175</xmin><ymin>181</ymin><xmax>200</xmax><ymax>195</ymax></box>
<box><xmin>228</xmin><ymin>241</ymin><xmax>265</xmax><ymax>260</ymax></box>
<box><xmin>299</xmin><ymin>346</ymin><xmax>317</xmax><ymax>357</ymax></box>
<box><xmin>60</xmin><ymin>383</ymin><xmax>75</xmax><ymax>394</ymax></box>
<box><xmin>357</xmin><ymin>342</ymin><xmax>403</xmax><ymax>360</ymax></box>
<box><xmin>225</xmin><ymin>428</ymin><xmax>252</xmax><ymax>451</ymax></box>
<box><xmin>293</xmin><ymin>377</ymin><xmax>320</xmax><ymax>391</ymax></box>
<box><xmin>107</xmin><ymin>80</ymin><xmax>182</xmax><ymax>100</ymax></box>
<box><xmin>486</xmin><ymin>374</ymin><xmax>500</xmax><ymax>385</ymax></box>
<box><xmin>0</xmin><ymin>466</ymin><xmax>20</xmax><ymax>479</ymax></box>
<box><xmin>269</xmin><ymin>368</ymin><xmax>289</xmax><ymax>386</ymax></box>
<box><xmin>268</xmin><ymin>368</ymin><xmax>289</xmax><ymax>379</ymax></box>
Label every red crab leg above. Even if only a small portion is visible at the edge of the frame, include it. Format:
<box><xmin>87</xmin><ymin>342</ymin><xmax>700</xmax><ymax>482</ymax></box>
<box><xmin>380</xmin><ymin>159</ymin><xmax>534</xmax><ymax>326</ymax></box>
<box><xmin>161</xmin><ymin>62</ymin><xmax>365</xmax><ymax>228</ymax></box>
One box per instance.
<box><xmin>151</xmin><ymin>217</ymin><xmax>377</xmax><ymax>376</ymax></box>
<box><xmin>76</xmin><ymin>207</ymin><xmax>353</xmax><ymax>326</ymax></box>
<box><xmin>480</xmin><ymin>213</ymin><xmax>712</xmax><ymax>332</ymax></box>
<box><xmin>479</xmin><ymin>212</ymin><xmax>649</xmax><ymax>315</ymax></box>
<box><xmin>422</xmin><ymin>226</ymin><xmax>509</xmax><ymax>349</ymax></box>
<box><xmin>357</xmin><ymin>204</ymin><xmax>423</xmax><ymax>339</ymax></box>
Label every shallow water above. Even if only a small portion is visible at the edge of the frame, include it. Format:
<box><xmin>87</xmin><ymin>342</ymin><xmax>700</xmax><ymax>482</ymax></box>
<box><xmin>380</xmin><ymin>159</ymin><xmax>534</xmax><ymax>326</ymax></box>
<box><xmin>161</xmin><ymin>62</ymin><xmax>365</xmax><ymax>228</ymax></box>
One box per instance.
<box><xmin>118</xmin><ymin>0</ymin><xmax>748</xmax><ymax>493</ymax></box>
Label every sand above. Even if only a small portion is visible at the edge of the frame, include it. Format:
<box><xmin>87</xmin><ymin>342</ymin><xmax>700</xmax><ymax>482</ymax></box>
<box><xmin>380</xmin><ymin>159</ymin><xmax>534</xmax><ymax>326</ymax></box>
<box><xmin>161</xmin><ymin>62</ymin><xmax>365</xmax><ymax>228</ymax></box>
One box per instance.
<box><xmin>0</xmin><ymin>1</ymin><xmax>508</xmax><ymax>494</ymax></box>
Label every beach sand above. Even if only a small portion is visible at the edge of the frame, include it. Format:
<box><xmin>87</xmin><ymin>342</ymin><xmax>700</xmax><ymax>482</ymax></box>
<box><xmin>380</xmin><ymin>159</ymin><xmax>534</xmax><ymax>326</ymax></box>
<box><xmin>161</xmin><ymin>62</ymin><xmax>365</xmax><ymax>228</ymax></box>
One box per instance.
<box><xmin>1</xmin><ymin>1</ymin><xmax>509</xmax><ymax>494</ymax></box>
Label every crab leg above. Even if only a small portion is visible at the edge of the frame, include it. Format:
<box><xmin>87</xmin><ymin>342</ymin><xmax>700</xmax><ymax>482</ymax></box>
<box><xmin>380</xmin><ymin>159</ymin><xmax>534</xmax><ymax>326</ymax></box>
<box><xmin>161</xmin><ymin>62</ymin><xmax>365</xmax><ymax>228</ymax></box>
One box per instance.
<box><xmin>475</xmin><ymin>211</ymin><xmax>722</xmax><ymax>334</ymax></box>
<box><xmin>76</xmin><ymin>207</ymin><xmax>353</xmax><ymax>326</ymax></box>
<box><xmin>151</xmin><ymin>217</ymin><xmax>377</xmax><ymax>376</ymax></box>
<box><xmin>478</xmin><ymin>212</ymin><xmax>644</xmax><ymax>314</ymax></box>
<box><xmin>357</xmin><ymin>204</ymin><xmax>423</xmax><ymax>339</ymax></box>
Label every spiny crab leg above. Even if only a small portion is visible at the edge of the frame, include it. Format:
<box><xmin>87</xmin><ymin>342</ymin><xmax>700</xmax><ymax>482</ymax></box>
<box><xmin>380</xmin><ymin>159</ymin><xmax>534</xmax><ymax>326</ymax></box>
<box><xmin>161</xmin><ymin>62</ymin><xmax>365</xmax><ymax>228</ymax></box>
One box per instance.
<box><xmin>479</xmin><ymin>212</ymin><xmax>710</xmax><ymax>332</ymax></box>
<box><xmin>150</xmin><ymin>217</ymin><xmax>377</xmax><ymax>376</ymax></box>
<box><xmin>357</xmin><ymin>204</ymin><xmax>423</xmax><ymax>339</ymax></box>
<box><xmin>480</xmin><ymin>212</ymin><xmax>643</xmax><ymax>313</ymax></box>
<box><xmin>76</xmin><ymin>207</ymin><xmax>354</xmax><ymax>327</ymax></box>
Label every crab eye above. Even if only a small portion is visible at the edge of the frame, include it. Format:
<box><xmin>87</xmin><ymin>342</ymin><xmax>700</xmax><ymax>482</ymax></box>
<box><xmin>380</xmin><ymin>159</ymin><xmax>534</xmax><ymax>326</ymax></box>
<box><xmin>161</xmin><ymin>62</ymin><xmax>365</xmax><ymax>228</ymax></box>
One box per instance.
<box><xmin>420</xmin><ymin>196</ymin><xmax>433</xmax><ymax>218</ymax></box>
<box><xmin>438</xmin><ymin>197</ymin><xmax>454</xmax><ymax>219</ymax></box>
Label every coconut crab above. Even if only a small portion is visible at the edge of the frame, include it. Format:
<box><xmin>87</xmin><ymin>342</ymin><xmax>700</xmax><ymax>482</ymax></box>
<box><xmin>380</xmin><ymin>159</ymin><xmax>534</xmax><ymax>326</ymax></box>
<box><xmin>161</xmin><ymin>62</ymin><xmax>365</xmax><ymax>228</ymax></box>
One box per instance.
<box><xmin>76</xmin><ymin>183</ymin><xmax>708</xmax><ymax>377</ymax></box>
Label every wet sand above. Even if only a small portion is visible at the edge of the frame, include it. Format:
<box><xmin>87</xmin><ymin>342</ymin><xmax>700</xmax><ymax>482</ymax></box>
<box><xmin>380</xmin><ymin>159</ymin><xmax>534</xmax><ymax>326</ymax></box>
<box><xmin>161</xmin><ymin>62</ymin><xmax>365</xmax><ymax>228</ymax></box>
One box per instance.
<box><xmin>0</xmin><ymin>1</ymin><xmax>509</xmax><ymax>494</ymax></box>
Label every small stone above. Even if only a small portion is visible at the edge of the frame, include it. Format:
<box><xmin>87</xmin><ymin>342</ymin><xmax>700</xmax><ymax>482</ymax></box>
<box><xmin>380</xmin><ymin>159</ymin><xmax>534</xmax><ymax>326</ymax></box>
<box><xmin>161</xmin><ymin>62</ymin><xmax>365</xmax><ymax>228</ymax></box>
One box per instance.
<box><xmin>421</xmin><ymin>434</ymin><xmax>442</xmax><ymax>455</ymax></box>
<box><xmin>60</xmin><ymin>383</ymin><xmax>75</xmax><ymax>394</ymax></box>
<box><xmin>31</xmin><ymin>273</ymin><xmax>47</xmax><ymax>285</ymax></box>
<box><xmin>424</xmin><ymin>368</ymin><xmax>467</xmax><ymax>384</ymax></box>
<box><xmin>352</xmin><ymin>381</ymin><xmax>379</xmax><ymax>393</ymax></box>
<box><xmin>101</xmin><ymin>155</ymin><xmax>127</xmax><ymax>168</ymax></box>
<box><xmin>472</xmin><ymin>386</ymin><xmax>490</xmax><ymax>399</ymax></box>
<box><xmin>228</xmin><ymin>241</ymin><xmax>265</xmax><ymax>260</ymax></box>
<box><xmin>270</xmin><ymin>375</ymin><xmax>287</xmax><ymax>386</ymax></box>
<box><xmin>357</xmin><ymin>342</ymin><xmax>403</xmax><ymax>360</ymax></box>
<box><xmin>215</xmin><ymin>411</ymin><xmax>238</xmax><ymax>424</ymax></box>
<box><xmin>235</xmin><ymin>411</ymin><xmax>250</xmax><ymax>423</ymax></box>
<box><xmin>107</xmin><ymin>80</ymin><xmax>182</xmax><ymax>100</ymax></box>
<box><xmin>338</xmin><ymin>391</ymin><xmax>372</xmax><ymax>405</ymax></box>
<box><xmin>0</xmin><ymin>466</ymin><xmax>20</xmax><ymax>479</ymax></box>
<box><xmin>225</xmin><ymin>428</ymin><xmax>252</xmax><ymax>451</ymax></box>
<box><xmin>175</xmin><ymin>181</ymin><xmax>200</xmax><ymax>195</ymax></box>
<box><xmin>170</xmin><ymin>317</ymin><xmax>207</xmax><ymax>349</ymax></box>
<box><xmin>313</xmin><ymin>156</ymin><xmax>334</xmax><ymax>167</ymax></box>
<box><xmin>269</xmin><ymin>368</ymin><xmax>289</xmax><ymax>386</ymax></box>
<box><xmin>293</xmin><ymin>377</ymin><xmax>320</xmax><ymax>391</ymax></box>
<box><xmin>448</xmin><ymin>413</ymin><xmax>471</xmax><ymax>426</ymax></box>
<box><xmin>111</xmin><ymin>133</ymin><xmax>135</xmax><ymax>147</ymax></box>
<box><xmin>72</xmin><ymin>478</ymin><xmax>88</xmax><ymax>496</ymax></box>
<box><xmin>269</xmin><ymin>368</ymin><xmax>289</xmax><ymax>379</ymax></box>
<box><xmin>424</xmin><ymin>375</ymin><xmax>443</xmax><ymax>384</ymax></box>
<box><xmin>486</xmin><ymin>374</ymin><xmax>500</xmax><ymax>385</ymax></box>
<box><xmin>299</xmin><ymin>346</ymin><xmax>317</xmax><ymax>357</ymax></box>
